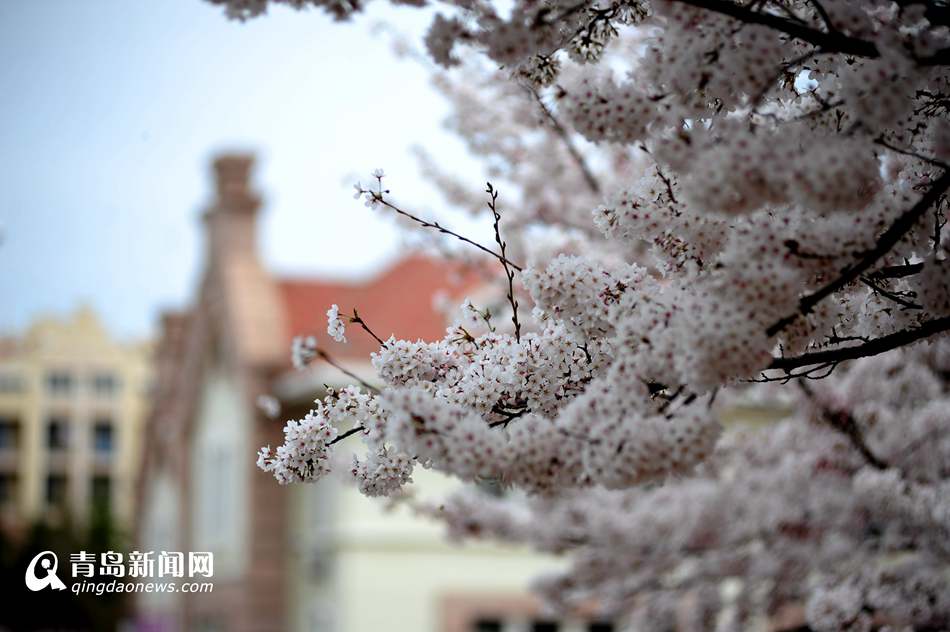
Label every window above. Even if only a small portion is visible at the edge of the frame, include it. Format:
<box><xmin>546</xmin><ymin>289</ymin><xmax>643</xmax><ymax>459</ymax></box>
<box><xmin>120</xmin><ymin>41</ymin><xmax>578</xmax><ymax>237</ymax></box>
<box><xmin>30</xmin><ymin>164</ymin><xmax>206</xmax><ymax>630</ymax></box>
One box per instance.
<box><xmin>472</xmin><ymin>620</ymin><xmax>503</xmax><ymax>632</ymax></box>
<box><xmin>47</xmin><ymin>417</ymin><xmax>68</xmax><ymax>450</ymax></box>
<box><xmin>0</xmin><ymin>417</ymin><xmax>18</xmax><ymax>450</ymax></box>
<box><xmin>46</xmin><ymin>474</ymin><xmax>67</xmax><ymax>506</ymax></box>
<box><xmin>0</xmin><ymin>373</ymin><xmax>24</xmax><ymax>393</ymax></box>
<box><xmin>46</xmin><ymin>371</ymin><xmax>73</xmax><ymax>395</ymax></box>
<box><xmin>92</xmin><ymin>421</ymin><xmax>114</xmax><ymax>454</ymax></box>
<box><xmin>0</xmin><ymin>473</ymin><xmax>15</xmax><ymax>506</ymax></box>
<box><xmin>91</xmin><ymin>475</ymin><xmax>111</xmax><ymax>511</ymax></box>
<box><xmin>92</xmin><ymin>373</ymin><xmax>119</xmax><ymax>396</ymax></box>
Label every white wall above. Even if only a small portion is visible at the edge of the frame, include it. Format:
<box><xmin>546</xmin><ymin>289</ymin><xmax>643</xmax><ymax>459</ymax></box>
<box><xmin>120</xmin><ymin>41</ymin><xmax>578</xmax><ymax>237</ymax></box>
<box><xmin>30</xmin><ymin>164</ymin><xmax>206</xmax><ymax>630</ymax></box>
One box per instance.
<box><xmin>138</xmin><ymin>470</ymin><xmax>182</xmax><ymax>617</ymax></box>
<box><xmin>190</xmin><ymin>365</ymin><xmax>249</xmax><ymax>580</ymax></box>
<box><xmin>290</xmin><ymin>467</ymin><xmax>564</xmax><ymax>632</ymax></box>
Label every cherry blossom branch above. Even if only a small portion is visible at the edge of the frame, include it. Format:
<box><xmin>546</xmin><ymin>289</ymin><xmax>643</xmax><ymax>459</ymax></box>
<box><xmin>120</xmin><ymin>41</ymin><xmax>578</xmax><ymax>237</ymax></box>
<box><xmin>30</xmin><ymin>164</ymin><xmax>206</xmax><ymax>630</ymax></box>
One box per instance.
<box><xmin>768</xmin><ymin>316</ymin><xmax>950</xmax><ymax>372</ymax></box>
<box><xmin>348</xmin><ymin>307</ymin><xmax>388</xmax><ymax>347</ymax></box>
<box><xmin>670</xmin><ymin>0</ymin><xmax>879</xmax><ymax>58</ymax></box>
<box><xmin>525</xmin><ymin>85</ymin><xmax>601</xmax><ymax>195</ymax></box>
<box><xmin>767</xmin><ymin>169</ymin><xmax>950</xmax><ymax>336</ymax></box>
<box><xmin>859</xmin><ymin>276</ymin><xmax>922</xmax><ymax>310</ymax></box>
<box><xmin>486</xmin><ymin>183</ymin><xmax>522</xmax><ymax>342</ymax></box>
<box><xmin>364</xmin><ymin>188</ymin><xmax>524</xmax><ymax>272</ymax></box>
<box><xmin>803</xmin><ymin>0</ymin><xmax>835</xmax><ymax>34</ymax></box>
<box><xmin>315</xmin><ymin>348</ymin><xmax>380</xmax><ymax>394</ymax></box>
<box><xmin>867</xmin><ymin>261</ymin><xmax>924</xmax><ymax>281</ymax></box>
<box><xmin>753</xmin><ymin>361</ymin><xmax>840</xmax><ymax>383</ymax></box>
<box><xmin>798</xmin><ymin>383</ymin><xmax>888</xmax><ymax>469</ymax></box>
<box><xmin>327</xmin><ymin>424</ymin><xmax>365</xmax><ymax>446</ymax></box>
<box><xmin>487</xmin><ymin>404</ymin><xmax>529</xmax><ymax>428</ymax></box>
<box><xmin>654</xmin><ymin>167</ymin><xmax>678</xmax><ymax>205</ymax></box>
<box><xmin>875</xmin><ymin>137</ymin><xmax>950</xmax><ymax>170</ymax></box>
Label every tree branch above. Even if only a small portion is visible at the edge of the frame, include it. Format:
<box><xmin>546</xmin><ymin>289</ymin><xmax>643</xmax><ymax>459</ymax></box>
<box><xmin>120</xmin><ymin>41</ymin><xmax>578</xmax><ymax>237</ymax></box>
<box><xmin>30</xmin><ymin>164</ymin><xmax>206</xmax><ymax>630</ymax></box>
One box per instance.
<box><xmin>525</xmin><ymin>85</ymin><xmax>601</xmax><ymax>195</ymax></box>
<box><xmin>866</xmin><ymin>261</ymin><xmax>924</xmax><ymax>281</ymax></box>
<box><xmin>768</xmin><ymin>316</ymin><xmax>950</xmax><ymax>372</ymax></box>
<box><xmin>487</xmin><ymin>183</ymin><xmax>522</xmax><ymax>342</ymax></box>
<box><xmin>367</xmin><ymin>190</ymin><xmax>524</xmax><ymax>271</ymax></box>
<box><xmin>327</xmin><ymin>424</ymin><xmax>365</xmax><ymax>446</ymax></box>
<box><xmin>670</xmin><ymin>0</ymin><xmax>879</xmax><ymax>58</ymax></box>
<box><xmin>349</xmin><ymin>307</ymin><xmax>388</xmax><ymax>347</ymax></box>
<box><xmin>315</xmin><ymin>349</ymin><xmax>380</xmax><ymax>394</ymax></box>
<box><xmin>875</xmin><ymin>137</ymin><xmax>950</xmax><ymax>170</ymax></box>
<box><xmin>798</xmin><ymin>381</ymin><xmax>887</xmax><ymax>470</ymax></box>
<box><xmin>767</xmin><ymin>170</ymin><xmax>950</xmax><ymax>336</ymax></box>
<box><xmin>859</xmin><ymin>276</ymin><xmax>922</xmax><ymax>310</ymax></box>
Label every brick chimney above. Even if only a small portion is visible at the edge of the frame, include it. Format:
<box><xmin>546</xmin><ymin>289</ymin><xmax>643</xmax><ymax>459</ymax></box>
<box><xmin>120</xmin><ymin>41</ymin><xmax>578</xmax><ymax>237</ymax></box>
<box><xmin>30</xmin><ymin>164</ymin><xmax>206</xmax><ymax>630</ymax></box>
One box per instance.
<box><xmin>203</xmin><ymin>153</ymin><xmax>262</xmax><ymax>261</ymax></box>
<box><xmin>198</xmin><ymin>152</ymin><xmax>288</xmax><ymax>368</ymax></box>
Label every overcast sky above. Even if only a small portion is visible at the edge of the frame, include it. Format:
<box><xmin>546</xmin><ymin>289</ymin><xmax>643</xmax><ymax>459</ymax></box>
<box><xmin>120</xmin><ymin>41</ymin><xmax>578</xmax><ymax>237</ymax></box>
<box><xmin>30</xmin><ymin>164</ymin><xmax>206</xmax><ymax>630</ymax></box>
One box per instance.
<box><xmin>0</xmin><ymin>0</ymin><xmax>480</xmax><ymax>340</ymax></box>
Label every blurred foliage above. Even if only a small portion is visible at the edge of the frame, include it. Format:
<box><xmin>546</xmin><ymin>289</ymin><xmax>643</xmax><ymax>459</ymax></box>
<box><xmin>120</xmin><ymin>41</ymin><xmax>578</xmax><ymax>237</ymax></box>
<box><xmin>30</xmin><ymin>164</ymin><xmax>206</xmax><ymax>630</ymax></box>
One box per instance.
<box><xmin>0</xmin><ymin>507</ymin><xmax>129</xmax><ymax>631</ymax></box>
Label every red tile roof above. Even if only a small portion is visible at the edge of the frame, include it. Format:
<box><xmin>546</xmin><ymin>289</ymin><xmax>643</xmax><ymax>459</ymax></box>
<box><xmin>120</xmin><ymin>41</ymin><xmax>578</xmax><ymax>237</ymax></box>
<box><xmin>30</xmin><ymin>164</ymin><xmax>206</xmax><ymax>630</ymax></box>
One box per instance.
<box><xmin>278</xmin><ymin>254</ymin><xmax>484</xmax><ymax>361</ymax></box>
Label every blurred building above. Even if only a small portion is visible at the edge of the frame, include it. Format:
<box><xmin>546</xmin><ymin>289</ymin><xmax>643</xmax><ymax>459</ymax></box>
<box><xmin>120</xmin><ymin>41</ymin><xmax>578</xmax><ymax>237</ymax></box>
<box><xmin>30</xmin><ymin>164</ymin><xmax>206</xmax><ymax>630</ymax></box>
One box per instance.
<box><xmin>136</xmin><ymin>154</ymin><xmax>589</xmax><ymax>632</ymax></box>
<box><xmin>0</xmin><ymin>306</ymin><xmax>151</xmax><ymax>531</ymax></box>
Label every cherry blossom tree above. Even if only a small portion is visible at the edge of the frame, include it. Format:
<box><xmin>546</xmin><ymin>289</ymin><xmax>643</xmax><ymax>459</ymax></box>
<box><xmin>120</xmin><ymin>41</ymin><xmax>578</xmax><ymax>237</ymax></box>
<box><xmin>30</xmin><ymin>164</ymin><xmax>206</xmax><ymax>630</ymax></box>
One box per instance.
<box><xmin>213</xmin><ymin>0</ymin><xmax>949</xmax><ymax>629</ymax></box>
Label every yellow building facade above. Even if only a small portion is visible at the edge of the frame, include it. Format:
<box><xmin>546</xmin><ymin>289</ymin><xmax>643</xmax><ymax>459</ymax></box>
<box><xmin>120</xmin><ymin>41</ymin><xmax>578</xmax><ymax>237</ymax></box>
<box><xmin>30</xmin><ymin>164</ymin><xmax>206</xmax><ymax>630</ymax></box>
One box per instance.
<box><xmin>0</xmin><ymin>306</ymin><xmax>151</xmax><ymax>531</ymax></box>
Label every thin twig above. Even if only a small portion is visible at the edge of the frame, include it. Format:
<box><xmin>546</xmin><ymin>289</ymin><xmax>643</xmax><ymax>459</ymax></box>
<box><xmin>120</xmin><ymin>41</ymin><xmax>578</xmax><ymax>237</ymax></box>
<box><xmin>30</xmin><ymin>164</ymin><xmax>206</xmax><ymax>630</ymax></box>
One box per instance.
<box><xmin>752</xmin><ymin>361</ymin><xmax>839</xmax><ymax>383</ymax></box>
<box><xmin>655</xmin><ymin>167</ymin><xmax>678</xmax><ymax>205</ymax></box>
<box><xmin>486</xmin><ymin>183</ymin><xmax>522</xmax><ymax>342</ymax></box>
<box><xmin>859</xmin><ymin>276</ymin><xmax>922</xmax><ymax>310</ymax></box>
<box><xmin>525</xmin><ymin>85</ymin><xmax>601</xmax><ymax>195</ymax></box>
<box><xmin>875</xmin><ymin>137</ymin><xmax>950</xmax><ymax>170</ymax></box>
<box><xmin>315</xmin><ymin>349</ymin><xmax>380</xmax><ymax>394</ymax></box>
<box><xmin>349</xmin><ymin>307</ymin><xmax>388</xmax><ymax>347</ymax></box>
<box><xmin>327</xmin><ymin>424</ymin><xmax>366</xmax><ymax>446</ymax></box>
<box><xmin>367</xmin><ymin>190</ymin><xmax>524</xmax><ymax>272</ymax></box>
<box><xmin>488</xmin><ymin>407</ymin><xmax>530</xmax><ymax>428</ymax></box>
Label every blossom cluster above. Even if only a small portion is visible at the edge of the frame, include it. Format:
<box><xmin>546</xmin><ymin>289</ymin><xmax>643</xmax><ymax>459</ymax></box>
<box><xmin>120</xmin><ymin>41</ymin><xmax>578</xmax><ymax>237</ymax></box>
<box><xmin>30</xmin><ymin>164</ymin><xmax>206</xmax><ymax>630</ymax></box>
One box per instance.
<box><xmin>415</xmin><ymin>342</ymin><xmax>950</xmax><ymax>630</ymax></box>
<box><xmin>212</xmin><ymin>0</ymin><xmax>950</xmax><ymax>627</ymax></box>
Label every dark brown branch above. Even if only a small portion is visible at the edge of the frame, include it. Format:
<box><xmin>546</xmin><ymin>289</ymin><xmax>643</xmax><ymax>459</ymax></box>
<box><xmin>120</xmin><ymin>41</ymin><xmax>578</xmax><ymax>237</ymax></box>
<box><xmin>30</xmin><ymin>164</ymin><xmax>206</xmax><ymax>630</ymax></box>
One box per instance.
<box><xmin>349</xmin><ymin>307</ymin><xmax>388</xmax><ymax>347</ymax></box>
<box><xmin>798</xmin><ymin>381</ymin><xmax>887</xmax><ymax>469</ymax></box>
<box><xmin>526</xmin><ymin>85</ymin><xmax>601</xmax><ymax>195</ymax></box>
<box><xmin>327</xmin><ymin>424</ymin><xmax>365</xmax><ymax>446</ymax></box>
<box><xmin>875</xmin><ymin>137</ymin><xmax>950</xmax><ymax>170</ymax></box>
<box><xmin>752</xmin><ymin>360</ymin><xmax>839</xmax><ymax>383</ymax></box>
<box><xmin>670</xmin><ymin>0</ymin><xmax>879</xmax><ymax>58</ymax></box>
<box><xmin>768</xmin><ymin>316</ymin><xmax>950</xmax><ymax>372</ymax></box>
<box><xmin>655</xmin><ymin>167</ymin><xmax>679</xmax><ymax>205</ymax></box>
<box><xmin>867</xmin><ymin>261</ymin><xmax>924</xmax><ymax>281</ymax></box>
<box><xmin>767</xmin><ymin>170</ymin><xmax>950</xmax><ymax>336</ymax></box>
<box><xmin>488</xmin><ymin>406</ymin><xmax>529</xmax><ymax>428</ymax></box>
<box><xmin>859</xmin><ymin>276</ymin><xmax>922</xmax><ymax>310</ymax></box>
<box><xmin>804</xmin><ymin>0</ymin><xmax>835</xmax><ymax>33</ymax></box>
<box><xmin>486</xmin><ymin>183</ymin><xmax>522</xmax><ymax>343</ymax></box>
